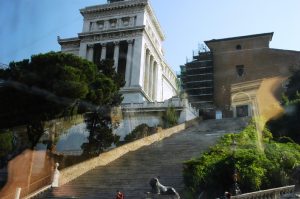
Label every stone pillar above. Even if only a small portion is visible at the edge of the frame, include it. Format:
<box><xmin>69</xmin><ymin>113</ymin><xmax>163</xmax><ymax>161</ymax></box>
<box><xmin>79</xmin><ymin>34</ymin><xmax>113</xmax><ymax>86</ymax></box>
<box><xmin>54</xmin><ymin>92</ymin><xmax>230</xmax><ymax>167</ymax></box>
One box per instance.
<box><xmin>149</xmin><ymin>57</ymin><xmax>154</xmax><ymax>100</ymax></box>
<box><xmin>79</xmin><ymin>43</ymin><xmax>87</xmax><ymax>59</ymax></box>
<box><xmin>113</xmin><ymin>41</ymin><xmax>120</xmax><ymax>72</ymax></box>
<box><xmin>152</xmin><ymin>62</ymin><xmax>157</xmax><ymax>101</ymax></box>
<box><xmin>144</xmin><ymin>50</ymin><xmax>150</xmax><ymax>93</ymax></box>
<box><xmin>125</xmin><ymin>40</ymin><xmax>133</xmax><ymax>87</ymax></box>
<box><xmin>87</xmin><ymin>44</ymin><xmax>94</xmax><ymax>62</ymax></box>
<box><xmin>100</xmin><ymin>43</ymin><xmax>107</xmax><ymax>60</ymax></box>
<box><xmin>130</xmin><ymin>37</ymin><xmax>143</xmax><ymax>87</ymax></box>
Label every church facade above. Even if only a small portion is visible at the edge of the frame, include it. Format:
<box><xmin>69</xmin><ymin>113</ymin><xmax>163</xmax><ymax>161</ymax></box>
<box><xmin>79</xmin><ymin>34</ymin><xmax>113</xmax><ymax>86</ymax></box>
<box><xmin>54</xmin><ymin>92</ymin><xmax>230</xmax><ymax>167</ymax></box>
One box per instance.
<box><xmin>58</xmin><ymin>0</ymin><xmax>178</xmax><ymax>103</ymax></box>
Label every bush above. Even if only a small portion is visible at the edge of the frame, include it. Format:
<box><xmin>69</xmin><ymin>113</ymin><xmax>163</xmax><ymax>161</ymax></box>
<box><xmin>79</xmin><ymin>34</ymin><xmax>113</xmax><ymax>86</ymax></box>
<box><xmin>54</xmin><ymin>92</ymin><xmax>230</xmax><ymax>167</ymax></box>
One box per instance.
<box><xmin>183</xmin><ymin>122</ymin><xmax>300</xmax><ymax>198</ymax></box>
<box><xmin>162</xmin><ymin>106</ymin><xmax>179</xmax><ymax>128</ymax></box>
<box><xmin>0</xmin><ymin>130</ymin><xmax>13</xmax><ymax>158</ymax></box>
<box><xmin>124</xmin><ymin>124</ymin><xmax>156</xmax><ymax>142</ymax></box>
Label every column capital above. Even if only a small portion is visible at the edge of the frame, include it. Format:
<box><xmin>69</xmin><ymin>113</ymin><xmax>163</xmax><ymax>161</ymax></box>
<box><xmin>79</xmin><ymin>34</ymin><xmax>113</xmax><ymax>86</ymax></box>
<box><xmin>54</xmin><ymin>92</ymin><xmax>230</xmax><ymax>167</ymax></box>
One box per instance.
<box><xmin>114</xmin><ymin>41</ymin><xmax>120</xmax><ymax>46</ymax></box>
<box><xmin>101</xmin><ymin>42</ymin><xmax>107</xmax><ymax>47</ymax></box>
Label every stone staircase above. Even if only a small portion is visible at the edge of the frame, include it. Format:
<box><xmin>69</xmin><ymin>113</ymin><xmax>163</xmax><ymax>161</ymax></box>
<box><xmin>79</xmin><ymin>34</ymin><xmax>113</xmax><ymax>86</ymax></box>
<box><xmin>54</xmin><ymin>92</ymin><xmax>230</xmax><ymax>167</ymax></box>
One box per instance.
<box><xmin>35</xmin><ymin>118</ymin><xmax>249</xmax><ymax>199</ymax></box>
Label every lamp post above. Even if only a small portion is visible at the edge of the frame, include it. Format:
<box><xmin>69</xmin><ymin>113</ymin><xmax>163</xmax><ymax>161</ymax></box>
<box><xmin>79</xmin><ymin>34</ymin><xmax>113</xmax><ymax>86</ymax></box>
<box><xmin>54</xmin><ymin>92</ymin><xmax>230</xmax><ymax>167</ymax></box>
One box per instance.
<box><xmin>231</xmin><ymin>138</ymin><xmax>241</xmax><ymax>196</ymax></box>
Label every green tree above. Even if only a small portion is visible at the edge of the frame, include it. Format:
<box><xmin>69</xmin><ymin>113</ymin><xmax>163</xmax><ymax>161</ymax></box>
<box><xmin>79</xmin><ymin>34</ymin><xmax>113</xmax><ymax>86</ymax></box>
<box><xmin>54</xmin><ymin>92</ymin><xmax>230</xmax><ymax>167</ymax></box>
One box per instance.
<box><xmin>0</xmin><ymin>52</ymin><xmax>98</xmax><ymax>148</ymax></box>
<box><xmin>81</xmin><ymin>59</ymin><xmax>124</xmax><ymax>155</ymax></box>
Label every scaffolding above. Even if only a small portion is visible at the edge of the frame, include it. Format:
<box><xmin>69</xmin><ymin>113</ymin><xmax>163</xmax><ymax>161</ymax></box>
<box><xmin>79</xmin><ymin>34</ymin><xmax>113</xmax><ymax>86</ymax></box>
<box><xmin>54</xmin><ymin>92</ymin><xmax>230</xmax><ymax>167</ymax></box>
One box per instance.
<box><xmin>180</xmin><ymin>51</ymin><xmax>214</xmax><ymax>110</ymax></box>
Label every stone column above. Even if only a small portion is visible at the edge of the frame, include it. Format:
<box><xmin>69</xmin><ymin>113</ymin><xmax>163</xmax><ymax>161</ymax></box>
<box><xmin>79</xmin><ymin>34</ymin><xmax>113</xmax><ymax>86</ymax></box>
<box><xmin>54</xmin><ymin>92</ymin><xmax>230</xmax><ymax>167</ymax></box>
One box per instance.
<box><xmin>156</xmin><ymin>63</ymin><xmax>163</xmax><ymax>102</ymax></box>
<box><xmin>113</xmin><ymin>41</ymin><xmax>120</xmax><ymax>72</ymax></box>
<box><xmin>144</xmin><ymin>50</ymin><xmax>150</xmax><ymax>93</ymax></box>
<box><xmin>79</xmin><ymin>43</ymin><xmax>87</xmax><ymax>59</ymax></box>
<box><xmin>100</xmin><ymin>43</ymin><xmax>107</xmax><ymax>60</ymax></box>
<box><xmin>130</xmin><ymin>37</ymin><xmax>143</xmax><ymax>87</ymax></box>
<box><xmin>149</xmin><ymin>57</ymin><xmax>154</xmax><ymax>100</ymax></box>
<box><xmin>87</xmin><ymin>44</ymin><xmax>94</xmax><ymax>62</ymax></box>
<box><xmin>152</xmin><ymin>62</ymin><xmax>157</xmax><ymax>101</ymax></box>
<box><xmin>125</xmin><ymin>40</ymin><xmax>133</xmax><ymax>87</ymax></box>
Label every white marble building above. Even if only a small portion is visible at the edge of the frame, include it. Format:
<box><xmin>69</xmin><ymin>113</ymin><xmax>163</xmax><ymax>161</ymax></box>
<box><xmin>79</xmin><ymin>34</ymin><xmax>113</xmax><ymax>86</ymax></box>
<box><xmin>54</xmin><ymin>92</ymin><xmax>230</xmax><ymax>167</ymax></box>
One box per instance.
<box><xmin>58</xmin><ymin>0</ymin><xmax>178</xmax><ymax>103</ymax></box>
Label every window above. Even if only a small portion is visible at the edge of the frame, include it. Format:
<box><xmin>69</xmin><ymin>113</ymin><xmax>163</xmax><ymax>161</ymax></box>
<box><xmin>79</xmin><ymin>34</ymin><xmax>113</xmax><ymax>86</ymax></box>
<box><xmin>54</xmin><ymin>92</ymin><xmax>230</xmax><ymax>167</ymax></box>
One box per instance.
<box><xmin>236</xmin><ymin>65</ymin><xmax>244</xmax><ymax>77</ymax></box>
<box><xmin>236</xmin><ymin>44</ymin><xmax>242</xmax><ymax>50</ymax></box>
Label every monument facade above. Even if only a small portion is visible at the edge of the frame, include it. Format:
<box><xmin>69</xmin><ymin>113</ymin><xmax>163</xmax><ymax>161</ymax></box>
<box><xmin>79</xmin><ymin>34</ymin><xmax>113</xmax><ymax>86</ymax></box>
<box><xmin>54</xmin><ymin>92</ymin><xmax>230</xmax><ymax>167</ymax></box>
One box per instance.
<box><xmin>58</xmin><ymin>0</ymin><xmax>178</xmax><ymax>103</ymax></box>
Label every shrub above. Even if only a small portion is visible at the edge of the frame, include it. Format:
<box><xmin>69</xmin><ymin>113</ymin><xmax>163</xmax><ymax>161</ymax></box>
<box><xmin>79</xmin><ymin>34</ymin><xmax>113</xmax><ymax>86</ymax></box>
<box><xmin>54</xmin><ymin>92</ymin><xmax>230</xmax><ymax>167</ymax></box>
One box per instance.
<box><xmin>162</xmin><ymin>106</ymin><xmax>179</xmax><ymax>128</ymax></box>
<box><xmin>0</xmin><ymin>130</ymin><xmax>13</xmax><ymax>158</ymax></box>
<box><xmin>124</xmin><ymin>124</ymin><xmax>156</xmax><ymax>142</ymax></box>
<box><xmin>183</xmin><ymin>122</ymin><xmax>300</xmax><ymax>198</ymax></box>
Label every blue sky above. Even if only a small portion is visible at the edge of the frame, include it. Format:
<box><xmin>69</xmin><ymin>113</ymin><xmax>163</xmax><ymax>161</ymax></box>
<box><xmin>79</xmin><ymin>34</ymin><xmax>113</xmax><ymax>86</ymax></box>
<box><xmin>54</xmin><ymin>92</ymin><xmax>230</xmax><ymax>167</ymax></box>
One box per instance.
<box><xmin>1</xmin><ymin>0</ymin><xmax>300</xmax><ymax>72</ymax></box>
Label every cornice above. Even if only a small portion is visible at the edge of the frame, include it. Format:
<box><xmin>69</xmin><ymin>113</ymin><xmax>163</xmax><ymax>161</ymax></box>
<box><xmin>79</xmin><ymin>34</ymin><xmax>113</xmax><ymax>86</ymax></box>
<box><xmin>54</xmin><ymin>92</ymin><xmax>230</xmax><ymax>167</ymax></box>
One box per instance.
<box><xmin>80</xmin><ymin>0</ymin><xmax>148</xmax><ymax>15</ymax></box>
<box><xmin>145</xmin><ymin>1</ymin><xmax>165</xmax><ymax>41</ymax></box>
<box><xmin>58</xmin><ymin>37</ymin><xmax>81</xmax><ymax>45</ymax></box>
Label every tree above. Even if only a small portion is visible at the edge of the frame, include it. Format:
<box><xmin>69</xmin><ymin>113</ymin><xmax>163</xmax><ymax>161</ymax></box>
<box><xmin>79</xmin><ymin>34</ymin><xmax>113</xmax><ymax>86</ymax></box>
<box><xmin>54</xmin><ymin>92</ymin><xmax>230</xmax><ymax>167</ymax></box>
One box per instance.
<box><xmin>81</xmin><ymin>59</ymin><xmax>124</xmax><ymax>155</ymax></box>
<box><xmin>0</xmin><ymin>52</ymin><xmax>97</xmax><ymax>148</ymax></box>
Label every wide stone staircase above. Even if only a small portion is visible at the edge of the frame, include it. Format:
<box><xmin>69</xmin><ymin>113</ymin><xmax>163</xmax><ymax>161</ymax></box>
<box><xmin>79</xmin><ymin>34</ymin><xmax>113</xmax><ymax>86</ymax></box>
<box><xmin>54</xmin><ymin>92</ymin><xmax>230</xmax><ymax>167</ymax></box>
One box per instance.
<box><xmin>36</xmin><ymin>118</ymin><xmax>249</xmax><ymax>199</ymax></box>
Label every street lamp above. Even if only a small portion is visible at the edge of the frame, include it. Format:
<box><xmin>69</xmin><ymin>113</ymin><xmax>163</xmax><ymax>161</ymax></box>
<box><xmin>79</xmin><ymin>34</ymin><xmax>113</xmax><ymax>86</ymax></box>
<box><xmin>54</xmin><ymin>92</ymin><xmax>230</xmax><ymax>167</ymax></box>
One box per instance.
<box><xmin>231</xmin><ymin>138</ymin><xmax>241</xmax><ymax>196</ymax></box>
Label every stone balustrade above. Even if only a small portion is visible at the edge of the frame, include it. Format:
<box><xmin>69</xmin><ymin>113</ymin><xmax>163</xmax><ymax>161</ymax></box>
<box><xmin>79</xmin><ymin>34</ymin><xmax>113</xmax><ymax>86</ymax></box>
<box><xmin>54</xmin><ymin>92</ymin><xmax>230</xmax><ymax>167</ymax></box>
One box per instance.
<box><xmin>121</xmin><ymin>97</ymin><xmax>198</xmax><ymax>116</ymax></box>
<box><xmin>231</xmin><ymin>185</ymin><xmax>295</xmax><ymax>199</ymax></box>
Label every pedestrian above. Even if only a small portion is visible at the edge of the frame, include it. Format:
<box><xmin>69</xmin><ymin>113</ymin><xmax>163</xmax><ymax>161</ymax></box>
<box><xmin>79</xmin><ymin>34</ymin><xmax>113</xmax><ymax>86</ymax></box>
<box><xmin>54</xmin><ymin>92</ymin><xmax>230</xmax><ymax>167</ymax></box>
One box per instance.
<box><xmin>116</xmin><ymin>190</ymin><xmax>124</xmax><ymax>199</ymax></box>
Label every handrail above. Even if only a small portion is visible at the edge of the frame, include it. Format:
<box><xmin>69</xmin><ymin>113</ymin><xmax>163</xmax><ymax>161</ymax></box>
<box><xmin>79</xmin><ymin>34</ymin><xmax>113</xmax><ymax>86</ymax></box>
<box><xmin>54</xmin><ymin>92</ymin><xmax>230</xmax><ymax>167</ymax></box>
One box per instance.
<box><xmin>231</xmin><ymin>185</ymin><xmax>295</xmax><ymax>199</ymax></box>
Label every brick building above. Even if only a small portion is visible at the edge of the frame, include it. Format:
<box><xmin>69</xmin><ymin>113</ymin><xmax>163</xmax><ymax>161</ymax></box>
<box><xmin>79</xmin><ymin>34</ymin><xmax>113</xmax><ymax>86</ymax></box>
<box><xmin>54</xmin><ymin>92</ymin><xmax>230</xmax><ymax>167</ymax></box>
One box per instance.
<box><xmin>181</xmin><ymin>32</ymin><xmax>300</xmax><ymax>121</ymax></box>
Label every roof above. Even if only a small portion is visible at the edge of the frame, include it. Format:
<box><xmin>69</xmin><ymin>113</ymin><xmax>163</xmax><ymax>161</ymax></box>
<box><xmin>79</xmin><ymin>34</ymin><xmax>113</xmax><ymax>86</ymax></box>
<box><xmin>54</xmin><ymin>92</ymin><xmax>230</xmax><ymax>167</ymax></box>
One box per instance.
<box><xmin>205</xmin><ymin>32</ymin><xmax>274</xmax><ymax>44</ymax></box>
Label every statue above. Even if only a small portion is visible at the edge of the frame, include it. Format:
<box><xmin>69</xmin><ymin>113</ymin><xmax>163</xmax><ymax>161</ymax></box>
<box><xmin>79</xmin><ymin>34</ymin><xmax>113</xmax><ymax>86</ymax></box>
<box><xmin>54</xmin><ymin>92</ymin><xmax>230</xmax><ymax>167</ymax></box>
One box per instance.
<box><xmin>149</xmin><ymin>178</ymin><xmax>180</xmax><ymax>199</ymax></box>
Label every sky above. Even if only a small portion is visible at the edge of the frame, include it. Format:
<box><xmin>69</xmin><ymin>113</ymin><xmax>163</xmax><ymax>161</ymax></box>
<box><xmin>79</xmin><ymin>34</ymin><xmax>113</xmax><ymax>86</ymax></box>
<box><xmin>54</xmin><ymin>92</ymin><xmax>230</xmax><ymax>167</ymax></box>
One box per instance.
<box><xmin>1</xmin><ymin>0</ymin><xmax>300</xmax><ymax>72</ymax></box>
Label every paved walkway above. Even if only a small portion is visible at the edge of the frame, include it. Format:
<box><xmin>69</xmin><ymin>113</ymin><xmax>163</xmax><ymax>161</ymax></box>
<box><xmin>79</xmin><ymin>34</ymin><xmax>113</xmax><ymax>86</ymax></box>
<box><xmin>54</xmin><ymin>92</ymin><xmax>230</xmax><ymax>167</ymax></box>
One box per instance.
<box><xmin>39</xmin><ymin>118</ymin><xmax>248</xmax><ymax>199</ymax></box>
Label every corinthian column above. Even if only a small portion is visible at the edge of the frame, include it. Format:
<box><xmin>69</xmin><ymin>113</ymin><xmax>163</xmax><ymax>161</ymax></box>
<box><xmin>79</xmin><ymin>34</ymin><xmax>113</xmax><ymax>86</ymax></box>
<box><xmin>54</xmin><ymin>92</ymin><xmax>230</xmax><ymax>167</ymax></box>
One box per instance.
<box><xmin>100</xmin><ymin>43</ymin><xmax>107</xmax><ymax>60</ymax></box>
<box><xmin>125</xmin><ymin>40</ymin><xmax>133</xmax><ymax>87</ymax></box>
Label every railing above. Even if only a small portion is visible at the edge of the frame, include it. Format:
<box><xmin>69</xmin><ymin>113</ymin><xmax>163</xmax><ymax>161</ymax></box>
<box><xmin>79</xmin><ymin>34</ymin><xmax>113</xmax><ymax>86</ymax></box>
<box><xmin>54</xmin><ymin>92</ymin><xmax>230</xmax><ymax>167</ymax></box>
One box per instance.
<box><xmin>231</xmin><ymin>185</ymin><xmax>295</xmax><ymax>199</ymax></box>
